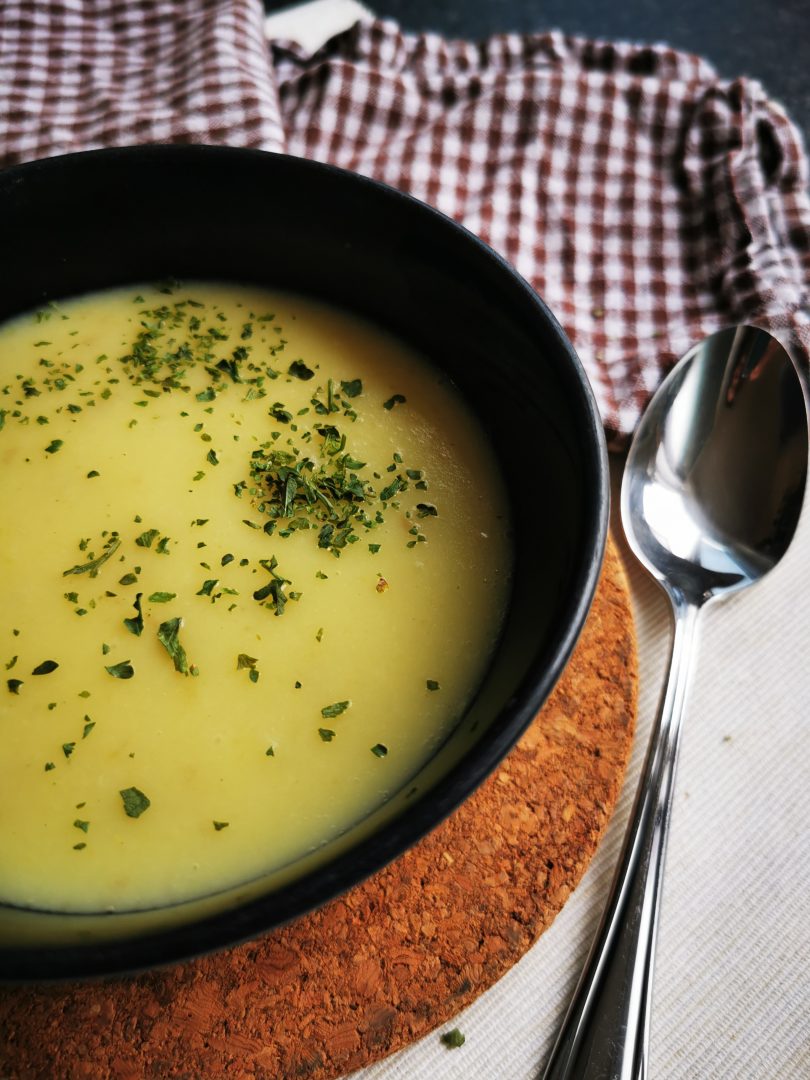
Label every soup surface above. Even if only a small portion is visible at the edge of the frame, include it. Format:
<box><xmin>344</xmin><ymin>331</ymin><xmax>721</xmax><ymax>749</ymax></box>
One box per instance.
<box><xmin>0</xmin><ymin>283</ymin><xmax>511</xmax><ymax>913</ymax></box>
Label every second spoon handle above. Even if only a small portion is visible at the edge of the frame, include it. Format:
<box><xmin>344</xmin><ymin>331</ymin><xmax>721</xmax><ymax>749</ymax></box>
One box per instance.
<box><xmin>543</xmin><ymin>597</ymin><xmax>700</xmax><ymax>1080</ymax></box>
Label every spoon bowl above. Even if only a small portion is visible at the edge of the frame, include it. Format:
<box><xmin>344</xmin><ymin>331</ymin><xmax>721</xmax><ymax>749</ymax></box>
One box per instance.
<box><xmin>544</xmin><ymin>325</ymin><xmax>808</xmax><ymax>1079</ymax></box>
<box><xmin>623</xmin><ymin>326</ymin><xmax>808</xmax><ymax>605</ymax></box>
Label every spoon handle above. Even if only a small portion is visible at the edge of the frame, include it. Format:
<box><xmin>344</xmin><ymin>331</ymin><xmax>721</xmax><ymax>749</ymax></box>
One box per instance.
<box><xmin>543</xmin><ymin>597</ymin><xmax>700</xmax><ymax>1080</ymax></box>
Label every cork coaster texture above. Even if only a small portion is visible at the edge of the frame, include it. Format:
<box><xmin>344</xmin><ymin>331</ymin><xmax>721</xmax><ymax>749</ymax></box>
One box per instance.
<box><xmin>0</xmin><ymin>537</ymin><xmax>637</xmax><ymax>1080</ymax></box>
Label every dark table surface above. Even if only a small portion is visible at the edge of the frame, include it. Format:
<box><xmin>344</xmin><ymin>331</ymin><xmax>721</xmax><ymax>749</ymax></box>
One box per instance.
<box><xmin>267</xmin><ymin>0</ymin><xmax>810</xmax><ymax>143</ymax></box>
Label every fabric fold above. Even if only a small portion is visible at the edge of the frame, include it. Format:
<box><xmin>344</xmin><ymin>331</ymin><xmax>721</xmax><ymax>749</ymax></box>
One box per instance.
<box><xmin>0</xmin><ymin>1</ymin><xmax>286</xmax><ymax>161</ymax></box>
<box><xmin>272</xmin><ymin>18</ymin><xmax>810</xmax><ymax>443</ymax></box>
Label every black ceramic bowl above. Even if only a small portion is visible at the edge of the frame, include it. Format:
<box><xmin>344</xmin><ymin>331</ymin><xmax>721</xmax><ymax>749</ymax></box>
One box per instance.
<box><xmin>0</xmin><ymin>145</ymin><xmax>607</xmax><ymax>981</ymax></box>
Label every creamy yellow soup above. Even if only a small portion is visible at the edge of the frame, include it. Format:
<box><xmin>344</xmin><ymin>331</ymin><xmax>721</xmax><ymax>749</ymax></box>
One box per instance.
<box><xmin>0</xmin><ymin>283</ymin><xmax>511</xmax><ymax>913</ymax></box>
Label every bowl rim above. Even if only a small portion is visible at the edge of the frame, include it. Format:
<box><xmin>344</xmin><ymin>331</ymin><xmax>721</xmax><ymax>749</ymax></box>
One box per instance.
<box><xmin>0</xmin><ymin>144</ymin><xmax>609</xmax><ymax>982</ymax></box>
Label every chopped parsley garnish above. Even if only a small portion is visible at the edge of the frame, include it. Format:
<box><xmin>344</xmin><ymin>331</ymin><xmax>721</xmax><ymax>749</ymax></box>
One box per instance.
<box><xmin>196</xmin><ymin>578</ymin><xmax>218</xmax><ymax>597</ymax></box>
<box><xmin>379</xmin><ymin>477</ymin><xmax>402</xmax><ymax>502</ymax></box>
<box><xmin>123</xmin><ymin>593</ymin><xmax>144</xmax><ymax>636</ymax></box>
<box><xmin>157</xmin><ymin>617</ymin><xmax>190</xmax><ymax>675</ymax></box>
<box><xmin>237</xmin><ymin>654</ymin><xmax>259</xmax><ymax>682</ymax></box>
<box><xmin>341</xmin><ymin>378</ymin><xmax>362</xmax><ymax>398</ymax></box>
<box><xmin>440</xmin><ymin>1028</ymin><xmax>465</xmax><ymax>1049</ymax></box>
<box><xmin>32</xmin><ymin>660</ymin><xmax>59</xmax><ymax>676</ymax></box>
<box><xmin>4</xmin><ymin>656</ymin><xmax>17</xmax><ymax>671</ymax></box>
<box><xmin>73</xmin><ymin>819</ymin><xmax>90</xmax><ymax>833</ymax></box>
<box><xmin>86</xmin><ymin>470</ymin><xmax>100</xmax><ymax>478</ymax></box>
<box><xmin>135</xmin><ymin>528</ymin><xmax>160</xmax><ymax>548</ymax></box>
<box><xmin>288</xmin><ymin>359</ymin><xmax>314</xmax><ymax>380</ymax></box>
<box><xmin>62</xmin><ymin>742</ymin><xmax>75</xmax><ymax>758</ymax></box>
<box><xmin>318</xmin><ymin>728</ymin><xmax>336</xmax><ymax>742</ymax></box>
<box><xmin>247</xmin><ymin>440</ymin><xmax>375</xmax><ymax>554</ymax></box>
<box><xmin>44</xmin><ymin>761</ymin><xmax>55</xmax><ymax>771</ymax></box>
<box><xmin>212</xmin><ymin>820</ymin><xmax>230</xmax><ymax>831</ymax></box>
<box><xmin>63</xmin><ymin>534</ymin><xmax>121</xmax><ymax>578</ymax></box>
<box><xmin>82</xmin><ymin>717</ymin><xmax>95</xmax><ymax>738</ymax></box>
<box><xmin>73</xmin><ymin>842</ymin><xmax>87</xmax><ymax>851</ymax></box>
<box><xmin>383</xmin><ymin>394</ymin><xmax>406</xmax><ymax>410</ymax></box>
<box><xmin>148</xmin><ymin>591</ymin><xmax>175</xmax><ymax>603</ymax></box>
<box><xmin>120</xmin><ymin>786</ymin><xmax>150</xmax><ymax>818</ymax></box>
<box><xmin>119</xmin><ymin>572</ymin><xmax>138</xmax><ymax>586</ymax></box>
<box><xmin>206</xmin><ymin>448</ymin><xmax>219</xmax><ymax>466</ymax></box>
<box><xmin>252</xmin><ymin>556</ymin><xmax>290</xmax><ymax>615</ymax></box>
<box><xmin>321</xmin><ymin>700</ymin><xmax>350</xmax><ymax>719</ymax></box>
<box><xmin>44</xmin><ymin>438</ymin><xmax>64</xmax><ymax>453</ymax></box>
<box><xmin>426</xmin><ymin>679</ymin><xmax>440</xmax><ymax>691</ymax></box>
<box><xmin>105</xmin><ymin>660</ymin><xmax>135</xmax><ymax>679</ymax></box>
<box><xmin>370</xmin><ymin>743</ymin><xmax>388</xmax><ymax>757</ymax></box>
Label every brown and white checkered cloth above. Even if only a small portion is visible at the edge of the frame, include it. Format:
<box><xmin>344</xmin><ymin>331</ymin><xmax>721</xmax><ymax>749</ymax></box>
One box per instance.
<box><xmin>3</xmin><ymin>0</ymin><xmax>809</xmax><ymax>446</ymax></box>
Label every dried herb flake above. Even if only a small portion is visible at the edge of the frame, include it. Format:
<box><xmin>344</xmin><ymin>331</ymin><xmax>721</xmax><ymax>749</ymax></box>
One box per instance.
<box><xmin>32</xmin><ymin>660</ymin><xmax>59</xmax><ymax>676</ymax></box>
<box><xmin>120</xmin><ymin>786</ymin><xmax>150</xmax><ymax>818</ymax></box>
<box><xmin>105</xmin><ymin>661</ymin><xmax>135</xmax><ymax>679</ymax></box>
<box><xmin>440</xmin><ymin>1029</ymin><xmax>466</xmax><ymax>1049</ymax></box>
<box><xmin>321</xmin><ymin>700</ymin><xmax>350</xmax><ymax>719</ymax></box>
<box><xmin>157</xmin><ymin>617</ymin><xmax>190</xmax><ymax>675</ymax></box>
<box><xmin>123</xmin><ymin>593</ymin><xmax>144</xmax><ymax>636</ymax></box>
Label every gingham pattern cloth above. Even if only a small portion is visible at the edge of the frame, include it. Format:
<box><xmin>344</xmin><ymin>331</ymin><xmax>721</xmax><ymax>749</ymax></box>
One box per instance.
<box><xmin>2</xmin><ymin>0</ymin><xmax>809</xmax><ymax>446</ymax></box>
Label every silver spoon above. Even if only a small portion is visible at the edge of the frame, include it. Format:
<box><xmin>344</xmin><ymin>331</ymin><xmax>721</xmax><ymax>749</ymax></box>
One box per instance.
<box><xmin>543</xmin><ymin>325</ymin><xmax>808</xmax><ymax>1080</ymax></box>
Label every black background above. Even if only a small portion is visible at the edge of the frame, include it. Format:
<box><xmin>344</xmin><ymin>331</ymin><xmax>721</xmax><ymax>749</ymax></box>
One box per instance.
<box><xmin>265</xmin><ymin>0</ymin><xmax>810</xmax><ymax>142</ymax></box>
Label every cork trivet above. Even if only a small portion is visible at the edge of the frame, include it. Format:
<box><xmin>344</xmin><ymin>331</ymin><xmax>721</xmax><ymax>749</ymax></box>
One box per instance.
<box><xmin>0</xmin><ymin>537</ymin><xmax>636</xmax><ymax>1080</ymax></box>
